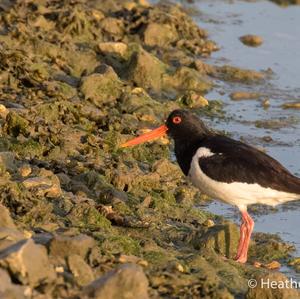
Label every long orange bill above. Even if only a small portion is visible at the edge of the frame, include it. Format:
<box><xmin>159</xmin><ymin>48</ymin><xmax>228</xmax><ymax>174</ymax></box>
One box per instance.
<box><xmin>121</xmin><ymin>125</ymin><xmax>168</xmax><ymax>148</ymax></box>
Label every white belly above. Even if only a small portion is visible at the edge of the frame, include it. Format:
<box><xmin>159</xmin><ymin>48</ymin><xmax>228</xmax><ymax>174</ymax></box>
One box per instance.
<box><xmin>188</xmin><ymin>148</ymin><xmax>300</xmax><ymax>210</ymax></box>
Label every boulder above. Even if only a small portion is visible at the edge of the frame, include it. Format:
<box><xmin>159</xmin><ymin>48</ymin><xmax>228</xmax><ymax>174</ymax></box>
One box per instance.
<box><xmin>126</xmin><ymin>47</ymin><xmax>167</xmax><ymax>92</ymax></box>
<box><xmin>68</xmin><ymin>254</ymin><xmax>94</xmax><ymax>286</ymax></box>
<box><xmin>80</xmin><ymin>65</ymin><xmax>123</xmax><ymax>107</ymax></box>
<box><xmin>143</xmin><ymin>23</ymin><xmax>178</xmax><ymax>47</ymax></box>
<box><xmin>82</xmin><ymin>264</ymin><xmax>149</xmax><ymax>299</ymax></box>
<box><xmin>0</xmin><ymin>239</ymin><xmax>56</xmax><ymax>287</ymax></box>
<box><xmin>49</xmin><ymin>233</ymin><xmax>95</xmax><ymax>259</ymax></box>
<box><xmin>192</xmin><ymin>222</ymin><xmax>240</xmax><ymax>259</ymax></box>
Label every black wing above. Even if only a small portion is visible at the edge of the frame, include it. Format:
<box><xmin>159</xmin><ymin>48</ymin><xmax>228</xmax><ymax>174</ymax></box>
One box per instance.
<box><xmin>199</xmin><ymin>135</ymin><xmax>300</xmax><ymax>194</ymax></box>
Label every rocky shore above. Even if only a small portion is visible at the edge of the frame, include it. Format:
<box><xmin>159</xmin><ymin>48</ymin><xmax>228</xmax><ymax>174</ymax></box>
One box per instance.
<box><xmin>0</xmin><ymin>0</ymin><xmax>299</xmax><ymax>298</ymax></box>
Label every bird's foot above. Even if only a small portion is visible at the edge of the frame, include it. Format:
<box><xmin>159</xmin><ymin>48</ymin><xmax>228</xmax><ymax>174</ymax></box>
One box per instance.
<box><xmin>234</xmin><ymin>255</ymin><xmax>247</xmax><ymax>264</ymax></box>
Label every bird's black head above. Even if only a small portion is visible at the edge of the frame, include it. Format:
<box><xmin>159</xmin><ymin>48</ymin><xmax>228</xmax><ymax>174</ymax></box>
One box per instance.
<box><xmin>165</xmin><ymin>109</ymin><xmax>210</xmax><ymax>142</ymax></box>
<box><xmin>121</xmin><ymin>109</ymin><xmax>210</xmax><ymax>149</ymax></box>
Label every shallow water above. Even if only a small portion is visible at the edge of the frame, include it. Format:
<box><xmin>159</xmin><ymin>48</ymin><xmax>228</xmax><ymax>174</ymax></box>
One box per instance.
<box><xmin>191</xmin><ymin>0</ymin><xmax>300</xmax><ymax>276</ymax></box>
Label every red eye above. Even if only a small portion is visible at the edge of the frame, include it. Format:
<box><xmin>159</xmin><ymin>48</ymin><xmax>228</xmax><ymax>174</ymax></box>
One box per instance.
<box><xmin>172</xmin><ymin>116</ymin><xmax>182</xmax><ymax>124</ymax></box>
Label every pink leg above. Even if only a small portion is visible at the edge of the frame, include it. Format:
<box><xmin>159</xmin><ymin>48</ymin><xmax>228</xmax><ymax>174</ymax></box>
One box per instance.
<box><xmin>234</xmin><ymin>210</ymin><xmax>254</xmax><ymax>263</ymax></box>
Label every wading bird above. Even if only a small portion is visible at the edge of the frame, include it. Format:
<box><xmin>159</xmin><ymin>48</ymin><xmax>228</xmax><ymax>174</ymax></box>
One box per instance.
<box><xmin>121</xmin><ymin>109</ymin><xmax>300</xmax><ymax>263</ymax></box>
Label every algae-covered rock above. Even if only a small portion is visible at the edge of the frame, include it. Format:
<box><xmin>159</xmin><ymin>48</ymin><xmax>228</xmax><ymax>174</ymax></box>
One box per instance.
<box><xmin>192</xmin><ymin>222</ymin><xmax>240</xmax><ymax>259</ymax></box>
<box><xmin>164</xmin><ymin>66</ymin><xmax>213</xmax><ymax>94</ymax></box>
<box><xmin>246</xmin><ymin>272</ymin><xmax>300</xmax><ymax>299</ymax></box>
<box><xmin>82</xmin><ymin>264</ymin><xmax>149</xmax><ymax>299</ymax></box>
<box><xmin>81</xmin><ymin>65</ymin><xmax>123</xmax><ymax>107</ymax></box>
<box><xmin>126</xmin><ymin>47</ymin><xmax>167</xmax><ymax>92</ymax></box>
<box><xmin>4</xmin><ymin>112</ymin><xmax>29</xmax><ymax>137</ymax></box>
<box><xmin>143</xmin><ymin>23</ymin><xmax>178</xmax><ymax>48</ymax></box>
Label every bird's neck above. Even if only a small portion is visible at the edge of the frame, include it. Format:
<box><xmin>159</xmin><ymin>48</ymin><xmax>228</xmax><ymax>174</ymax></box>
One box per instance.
<box><xmin>174</xmin><ymin>134</ymin><xmax>207</xmax><ymax>176</ymax></box>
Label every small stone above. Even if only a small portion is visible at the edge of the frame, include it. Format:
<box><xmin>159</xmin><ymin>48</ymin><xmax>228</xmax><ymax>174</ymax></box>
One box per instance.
<box><xmin>239</xmin><ymin>35</ymin><xmax>263</xmax><ymax>47</ymax></box>
<box><xmin>82</xmin><ymin>264</ymin><xmax>149</xmax><ymax>299</ymax></box>
<box><xmin>117</xmin><ymin>254</ymin><xmax>148</xmax><ymax>267</ymax></box>
<box><xmin>179</xmin><ymin>91</ymin><xmax>209</xmax><ymax>108</ymax></box>
<box><xmin>0</xmin><ymin>104</ymin><xmax>8</xmax><ymax>119</ymax></box>
<box><xmin>68</xmin><ymin>254</ymin><xmax>94</xmax><ymax>286</ymax></box>
<box><xmin>98</xmin><ymin>42</ymin><xmax>128</xmax><ymax>58</ymax></box>
<box><xmin>18</xmin><ymin>164</ymin><xmax>32</xmax><ymax>177</ymax></box>
<box><xmin>262</xmin><ymin>98</ymin><xmax>270</xmax><ymax>108</ymax></box>
<box><xmin>264</xmin><ymin>260</ymin><xmax>281</xmax><ymax>270</ymax></box>
<box><xmin>203</xmin><ymin>219</ymin><xmax>215</xmax><ymax>228</ymax></box>
<box><xmin>230</xmin><ymin>91</ymin><xmax>261</xmax><ymax>101</ymax></box>
<box><xmin>253</xmin><ymin>261</ymin><xmax>262</xmax><ymax>268</ymax></box>
<box><xmin>281</xmin><ymin>101</ymin><xmax>300</xmax><ymax>109</ymax></box>
<box><xmin>0</xmin><ymin>239</ymin><xmax>56</xmax><ymax>287</ymax></box>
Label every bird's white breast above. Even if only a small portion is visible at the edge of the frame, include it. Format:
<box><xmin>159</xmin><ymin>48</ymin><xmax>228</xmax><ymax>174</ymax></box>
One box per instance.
<box><xmin>188</xmin><ymin>147</ymin><xmax>299</xmax><ymax>210</ymax></box>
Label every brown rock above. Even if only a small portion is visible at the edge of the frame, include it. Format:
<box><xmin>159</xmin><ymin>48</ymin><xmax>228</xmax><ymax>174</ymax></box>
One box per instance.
<box><xmin>83</xmin><ymin>264</ymin><xmax>149</xmax><ymax>299</ymax></box>
<box><xmin>240</xmin><ymin>35</ymin><xmax>263</xmax><ymax>47</ymax></box>
<box><xmin>0</xmin><ymin>204</ymin><xmax>16</xmax><ymax>229</ymax></box>
<box><xmin>68</xmin><ymin>254</ymin><xmax>94</xmax><ymax>286</ymax></box>
<box><xmin>98</xmin><ymin>42</ymin><xmax>128</xmax><ymax>58</ymax></box>
<box><xmin>143</xmin><ymin>23</ymin><xmax>178</xmax><ymax>47</ymax></box>
<box><xmin>281</xmin><ymin>101</ymin><xmax>300</xmax><ymax>109</ymax></box>
<box><xmin>0</xmin><ymin>239</ymin><xmax>56</xmax><ymax>287</ymax></box>
<box><xmin>49</xmin><ymin>234</ymin><xmax>95</xmax><ymax>259</ymax></box>
<box><xmin>230</xmin><ymin>91</ymin><xmax>261</xmax><ymax>101</ymax></box>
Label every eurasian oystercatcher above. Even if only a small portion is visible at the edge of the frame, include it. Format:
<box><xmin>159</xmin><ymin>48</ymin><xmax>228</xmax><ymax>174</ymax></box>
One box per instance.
<box><xmin>121</xmin><ymin>109</ymin><xmax>300</xmax><ymax>263</ymax></box>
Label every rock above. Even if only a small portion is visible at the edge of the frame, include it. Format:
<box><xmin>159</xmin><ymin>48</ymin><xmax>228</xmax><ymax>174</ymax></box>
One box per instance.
<box><xmin>0</xmin><ymin>239</ymin><xmax>56</xmax><ymax>287</ymax></box>
<box><xmin>178</xmin><ymin>91</ymin><xmax>209</xmax><ymax>108</ymax></box>
<box><xmin>126</xmin><ymin>47</ymin><xmax>167</xmax><ymax>92</ymax></box>
<box><xmin>0</xmin><ymin>268</ymin><xmax>27</xmax><ymax>299</ymax></box>
<box><xmin>0</xmin><ymin>204</ymin><xmax>16</xmax><ymax>229</ymax></box>
<box><xmin>0</xmin><ymin>228</ymin><xmax>25</xmax><ymax>251</ymax></box>
<box><xmin>281</xmin><ymin>101</ymin><xmax>300</xmax><ymax>109</ymax></box>
<box><xmin>80</xmin><ymin>65</ymin><xmax>123</xmax><ymax>107</ymax></box>
<box><xmin>49</xmin><ymin>234</ymin><xmax>96</xmax><ymax>259</ymax></box>
<box><xmin>22</xmin><ymin>168</ymin><xmax>62</xmax><ymax>198</ymax></box>
<box><xmin>263</xmin><ymin>260</ymin><xmax>281</xmax><ymax>270</ymax></box>
<box><xmin>82</xmin><ymin>264</ymin><xmax>149</xmax><ymax>299</ymax></box>
<box><xmin>100</xmin><ymin>17</ymin><xmax>124</xmax><ymax>38</ymax></box>
<box><xmin>68</xmin><ymin>254</ymin><xmax>94</xmax><ymax>286</ymax></box>
<box><xmin>98</xmin><ymin>42</ymin><xmax>128</xmax><ymax>58</ymax></box>
<box><xmin>4</xmin><ymin>111</ymin><xmax>29</xmax><ymax>137</ymax></box>
<box><xmin>164</xmin><ymin>66</ymin><xmax>212</xmax><ymax>94</ymax></box>
<box><xmin>22</xmin><ymin>177</ymin><xmax>60</xmax><ymax>198</ymax></box>
<box><xmin>230</xmin><ymin>91</ymin><xmax>261</xmax><ymax>101</ymax></box>
<box><xmin>192</xmin><ymin>222</ymin><xmax>240</xmax><ymax>259</ymax></box>
<box><xmin>0</xmin><ymin>104</ymin><xmax>8</xmax><ymax>119</ymax></box>
<box><xmin>18</xmin><ymin>164</ymin><xmax>32</xmax><ymax>177</ymax></box>
<box><xmin>246</xmin><ymin>272</ymin><xmax>300</xmax><ymax>299</ymax></box>
<box><xmin>240</xmin><ymin>35</ymin><xmax>263</xmax><ymax>47</ymax></box>
<box><xmin>143</xmin><ymin>23</ymin><xmax>178</xmax><ymax>47</ymax></box>
<box><xmin>0</xmin><ymin>268</ymin><xmax>12</xmax><ymax>292</ymax></box>
<box><xmin>0</xmin><ymin>151</ymin><xmax>17</xmax><ymax>173</ymax></box>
